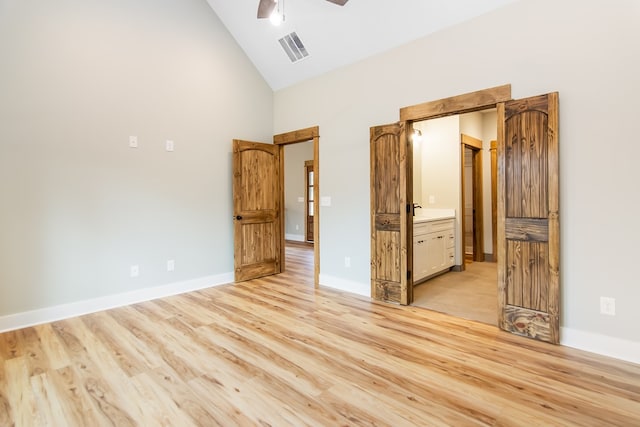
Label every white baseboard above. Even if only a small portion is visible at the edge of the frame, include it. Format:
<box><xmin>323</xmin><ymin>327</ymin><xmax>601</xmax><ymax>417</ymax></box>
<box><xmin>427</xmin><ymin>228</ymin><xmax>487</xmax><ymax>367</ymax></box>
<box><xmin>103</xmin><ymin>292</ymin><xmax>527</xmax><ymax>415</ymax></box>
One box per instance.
<box><xmin>0</xmin><ymin>272</ymin><xmax>234</xmax><ymax>333</ymax></box>
<box><xmin>285</xmin><ymin>233</ymin><xmax>305</xmax><ymax>242</ymax></box>
<box><xmin>319</xmin><ymin>274</ymin><xmax>370</xmax><ymax>297</ymax></box>
<box><xmin>561</xmin><ymin>327</ymin><xmax>640</xmax><ymax>365</ymax></box>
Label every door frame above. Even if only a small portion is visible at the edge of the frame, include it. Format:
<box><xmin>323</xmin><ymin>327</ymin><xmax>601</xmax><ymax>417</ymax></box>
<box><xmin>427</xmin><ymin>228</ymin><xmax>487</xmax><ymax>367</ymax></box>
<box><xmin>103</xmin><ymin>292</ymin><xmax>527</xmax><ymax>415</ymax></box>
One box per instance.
<box><xmin>398</xmin><ymin>84</ymin><xmax>512</xmax><ymax>304</ymax></box>
<box><xmin>274</xmin><ymin>126</ymin><xmax>320</xmax><ymax>287</ymax></box>
<box><xmin>490</xmin><ymin>140</ymin><xmax>497</xmax><ymax>262</ymax></box>
<box><xmin>460</xmin><ymin>134</ymin><xmax>484</xmax><ymax>266</ymax></box>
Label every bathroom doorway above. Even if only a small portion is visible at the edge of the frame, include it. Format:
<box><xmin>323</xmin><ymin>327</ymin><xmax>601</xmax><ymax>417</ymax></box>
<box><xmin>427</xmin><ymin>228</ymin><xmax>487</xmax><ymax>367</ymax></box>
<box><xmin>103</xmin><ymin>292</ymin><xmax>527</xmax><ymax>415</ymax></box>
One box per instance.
<box><xmin>372</xmin><ymin>85</ymin><xmax>560</xmax><ymax>343</ymax></box>
<box><xmin>410</xmin><ymin>110</ymin><xmax>497</xmax><ymax>325</ymax></box>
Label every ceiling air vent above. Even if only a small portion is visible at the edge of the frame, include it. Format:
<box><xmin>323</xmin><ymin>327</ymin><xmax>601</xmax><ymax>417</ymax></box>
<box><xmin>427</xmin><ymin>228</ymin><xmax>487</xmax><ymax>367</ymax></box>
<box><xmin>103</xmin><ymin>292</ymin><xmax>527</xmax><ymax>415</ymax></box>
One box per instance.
<box><xmin>278</xmin><ymin>32</ymin><xmax>309</xmax><ymax>63</ymax></box>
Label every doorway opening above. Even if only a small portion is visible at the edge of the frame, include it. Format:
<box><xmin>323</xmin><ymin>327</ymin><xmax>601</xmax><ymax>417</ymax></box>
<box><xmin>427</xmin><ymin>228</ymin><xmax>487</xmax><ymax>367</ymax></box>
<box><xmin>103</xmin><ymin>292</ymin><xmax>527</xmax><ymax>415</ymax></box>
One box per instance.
<box><xmin>461</xmin><ymin>133</ymin><xmax>485</xmax><ymax>264</ymax></box>
<box><xmin>274</xmin><ymin>126</ymin><xmax>320</xmax><ymax>287</ymax></box>
<box><xmin>283</xmin><ymin>141</ymin><xmax>314</xmax><ymax>244</ymax></box>
<box><xmin>410</xmin><ymin>111</ymin><xmax>498</xmax><ymax>325</ymax></box>
<box><xmin>372</xmin><ymin>85</ymin><xmax>560</xmax><ymax>343</ymax></box>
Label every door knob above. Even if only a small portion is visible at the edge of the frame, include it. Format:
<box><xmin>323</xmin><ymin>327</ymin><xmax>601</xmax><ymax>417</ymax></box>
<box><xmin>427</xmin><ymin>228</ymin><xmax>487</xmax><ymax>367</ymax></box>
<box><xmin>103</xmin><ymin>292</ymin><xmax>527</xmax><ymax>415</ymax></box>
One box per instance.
<box><xmin>234</xmin><ymin>215</ymin><xmax>243</xmax><ymax>220</ymax></box>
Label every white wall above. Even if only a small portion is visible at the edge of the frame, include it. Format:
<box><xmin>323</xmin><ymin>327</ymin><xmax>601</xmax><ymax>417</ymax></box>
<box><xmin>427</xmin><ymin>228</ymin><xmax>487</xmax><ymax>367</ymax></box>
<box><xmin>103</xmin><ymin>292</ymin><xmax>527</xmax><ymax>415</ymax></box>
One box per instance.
<box><xmin>284</xmin><ymin>141</ymin><xmax>314</xmax><ymax>241</ymax></box>
<box><xmin>0</xmin><ymin>0</ymin><xmax>273</xmax><ymax>320</ymax></box>
<box><xmin>274</xmin><ymin>0</ymin><xmax>640</xmax><ymax>359</ymax></box>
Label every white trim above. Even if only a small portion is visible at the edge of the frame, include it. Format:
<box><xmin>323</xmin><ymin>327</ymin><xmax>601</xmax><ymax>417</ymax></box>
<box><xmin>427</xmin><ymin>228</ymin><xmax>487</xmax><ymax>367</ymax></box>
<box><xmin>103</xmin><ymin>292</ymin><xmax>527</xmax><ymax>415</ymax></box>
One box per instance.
<box><xmin>561</xmin><ymin>327</ymin><xmax>640</xmax><ymax>365</ymax></box>
<box><xmin>285</xmin><ymin>233</ymin><xmax>305</xmax><ymax>242</ymax></box>
<box><xmin>0</xmin><ymin>272</ymin><xmax>234</xmax><ymax>333</ymax></box>
<box><xmin>319</xmin><ymin>274</ymin><xmax>370</xmax><ymax>297</ymax></box>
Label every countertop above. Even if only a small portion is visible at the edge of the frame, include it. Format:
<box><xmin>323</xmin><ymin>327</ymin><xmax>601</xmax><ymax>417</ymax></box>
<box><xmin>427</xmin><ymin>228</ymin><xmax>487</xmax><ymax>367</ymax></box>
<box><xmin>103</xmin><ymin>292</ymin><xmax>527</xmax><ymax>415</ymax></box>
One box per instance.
<box><xmin>413</xmin><ymin>208</ymin><xmax>456</xmax><ymax>223</ymax></box>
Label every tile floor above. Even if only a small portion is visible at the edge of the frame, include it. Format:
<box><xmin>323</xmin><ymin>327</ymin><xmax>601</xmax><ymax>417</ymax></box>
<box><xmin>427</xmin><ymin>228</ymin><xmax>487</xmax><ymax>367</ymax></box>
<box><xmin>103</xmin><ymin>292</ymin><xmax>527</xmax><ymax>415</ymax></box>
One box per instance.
<box><xmin>412</xmin><ymin>261</ymin><xmax>498</xmax><ymax>326</ymax></box>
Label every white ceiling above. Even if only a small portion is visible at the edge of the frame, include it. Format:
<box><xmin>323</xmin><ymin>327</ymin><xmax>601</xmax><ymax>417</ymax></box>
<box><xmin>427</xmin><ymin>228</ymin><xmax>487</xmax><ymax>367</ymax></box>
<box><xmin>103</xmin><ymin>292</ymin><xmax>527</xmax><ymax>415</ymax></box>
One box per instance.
<box><xmin>206</xmin><ymin>0</ymin><xmax>519</xmax><ymax>91</ymax></box>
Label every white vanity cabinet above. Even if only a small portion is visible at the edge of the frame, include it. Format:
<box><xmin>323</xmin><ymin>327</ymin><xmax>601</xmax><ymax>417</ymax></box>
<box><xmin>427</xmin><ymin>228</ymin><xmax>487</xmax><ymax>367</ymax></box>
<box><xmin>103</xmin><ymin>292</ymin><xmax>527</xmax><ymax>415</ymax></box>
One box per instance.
<box><xmin>413</xmin><ymin>217</ymin><xmax>455</xmax><ymax>283</ymax></box>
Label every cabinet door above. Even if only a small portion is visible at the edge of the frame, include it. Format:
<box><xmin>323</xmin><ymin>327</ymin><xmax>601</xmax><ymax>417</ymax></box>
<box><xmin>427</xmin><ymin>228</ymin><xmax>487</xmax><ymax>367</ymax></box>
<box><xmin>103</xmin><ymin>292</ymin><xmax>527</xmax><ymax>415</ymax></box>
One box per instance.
<box><xmin>426</xmin><ymin>233</ymin><xmax>447</xmax><ymax>274</ymax></box>
<box><xmin>413</xmin><ymin>237</ymin><xmax>429</xmax><ymax>281</ymax></box>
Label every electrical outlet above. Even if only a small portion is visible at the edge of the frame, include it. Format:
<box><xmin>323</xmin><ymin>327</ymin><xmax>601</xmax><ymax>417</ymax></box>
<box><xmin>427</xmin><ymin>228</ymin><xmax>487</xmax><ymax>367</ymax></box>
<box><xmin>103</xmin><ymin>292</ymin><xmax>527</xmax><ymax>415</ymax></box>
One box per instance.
<box><xmin>600</xmin><ymin>297</ymin><xmax>616</xmax><ymax>316</ymax></box>
<box><xmin>295</xmin><ymin>224</ymin><xmax>299</xmax><ymax>230</ymax></box>
<box><xmin>166</xmin><ymin>140</ymin><xmax>174</xmax><ymax>152</ymax></box>
<box><xmin>130</xmin><ymin>265</ymin><xmax>139</xmax><ymax>278</ymax></box>
<box><xmin>129</xmin><ymin>136</ymin><xmax>138</xmax><ymax>148</ymax></box>
<box><xmin>428</xmin><ymin>195</ymin><xmax>435</xmax><ymax>204</ymax></box>
<box><xmin>167</xmin><ymin>259</ymin><xmax>175</xmax><ymax>272</ymax></box>
<box><xmin>344</xmin><ymin>256</ymin><xmax>351</xmax><ymax>268</ymax></box>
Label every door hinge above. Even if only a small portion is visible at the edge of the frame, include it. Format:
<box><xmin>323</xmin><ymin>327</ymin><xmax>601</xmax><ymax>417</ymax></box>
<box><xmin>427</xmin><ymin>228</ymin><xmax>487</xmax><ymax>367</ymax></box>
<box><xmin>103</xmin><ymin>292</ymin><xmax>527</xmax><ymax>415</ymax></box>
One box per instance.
<box><xmin>407</xmin><ymin>270</ymin><xmax>411</xmax><ymax>280</ymax></box>
<box><xmin>406</xmin><ymin>204</ymin><xmax>411</xmax><ymax>214</ymax></box>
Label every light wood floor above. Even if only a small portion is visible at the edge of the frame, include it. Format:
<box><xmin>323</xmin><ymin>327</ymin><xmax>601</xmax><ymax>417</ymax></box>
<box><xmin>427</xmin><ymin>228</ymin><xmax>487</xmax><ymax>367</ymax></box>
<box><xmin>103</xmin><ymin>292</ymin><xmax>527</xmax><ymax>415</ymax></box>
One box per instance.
<box><xmin>1</xmin><ymin>245</ymin><xmax>640</xmax><ymax>426</ymax></box>
<box><xmin>413</xmin><ymin>261</ymin><xmax>498</xmax><ymax>326</ymax></box>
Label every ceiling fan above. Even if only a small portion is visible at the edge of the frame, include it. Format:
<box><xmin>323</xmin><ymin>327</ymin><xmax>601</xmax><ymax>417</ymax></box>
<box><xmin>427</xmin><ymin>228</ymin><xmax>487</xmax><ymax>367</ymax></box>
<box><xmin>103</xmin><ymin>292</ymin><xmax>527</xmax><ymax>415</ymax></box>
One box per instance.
<box><xmin>257</xmin><ymin>0</ymin><xmax>349</xmax><ymax>19</ymax></box>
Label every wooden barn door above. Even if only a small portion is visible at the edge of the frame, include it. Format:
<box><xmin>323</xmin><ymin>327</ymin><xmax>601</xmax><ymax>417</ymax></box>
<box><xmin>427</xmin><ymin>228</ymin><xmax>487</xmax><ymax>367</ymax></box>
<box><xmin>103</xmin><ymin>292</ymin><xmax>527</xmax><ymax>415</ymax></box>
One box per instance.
<box><xmin>370</xmin><ymin>123</ymin><xmax>412</xmax><ymax>305</ymax></box>
<box><xmin>497</xmin><ymin>93</ymin><xmax>560</xmax><ymax>344</ymax></box>
<box><xmin>232</xmin><ymin>140</ymin><xmax>281</xmax><ymax>282</ymax></box>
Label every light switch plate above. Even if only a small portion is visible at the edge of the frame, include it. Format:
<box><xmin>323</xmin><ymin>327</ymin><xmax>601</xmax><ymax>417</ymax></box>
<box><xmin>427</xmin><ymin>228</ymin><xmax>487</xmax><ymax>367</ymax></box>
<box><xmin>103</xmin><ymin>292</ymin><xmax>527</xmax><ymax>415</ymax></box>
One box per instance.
<box><xmin>130</xmin><ymin>265</ymin><xmax>139</xmax><ymax>278</ymax></box>
<box><xmin>320</xmin><ymin>196</ymin><xmax>331</xmax><ymax>207</ymax></box>
<box><xmin>129</xmin><ymin>136</ymin><xmax>138</xmax><ymax>148</ymax></box>
<box><xmin>600</xmin><ymin>297</ymin><xmax>616</xmax><ymax>316</ymax></box>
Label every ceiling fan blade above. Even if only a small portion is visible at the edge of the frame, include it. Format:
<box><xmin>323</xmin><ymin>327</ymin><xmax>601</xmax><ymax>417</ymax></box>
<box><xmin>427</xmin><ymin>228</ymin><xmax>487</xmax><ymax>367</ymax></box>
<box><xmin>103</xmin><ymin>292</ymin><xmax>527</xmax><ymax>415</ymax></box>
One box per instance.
<box><xmin>325</xmin><ymin>0</ymin><xmax>349</xmax><ymax>5</ymax></box>
<box><xmin>257</xmin><ymin>0</ymin><xmax>277</xmax><ymax>19</ymax></box>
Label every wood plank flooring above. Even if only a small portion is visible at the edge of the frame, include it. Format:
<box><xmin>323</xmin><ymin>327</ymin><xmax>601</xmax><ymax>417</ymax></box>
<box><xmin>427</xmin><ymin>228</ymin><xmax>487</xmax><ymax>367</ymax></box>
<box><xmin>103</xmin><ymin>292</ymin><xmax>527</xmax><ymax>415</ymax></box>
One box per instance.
<box><xmin>1</xmin><ymin>244</ymin><xmax>640</xmax><ymax>426</ymax></box>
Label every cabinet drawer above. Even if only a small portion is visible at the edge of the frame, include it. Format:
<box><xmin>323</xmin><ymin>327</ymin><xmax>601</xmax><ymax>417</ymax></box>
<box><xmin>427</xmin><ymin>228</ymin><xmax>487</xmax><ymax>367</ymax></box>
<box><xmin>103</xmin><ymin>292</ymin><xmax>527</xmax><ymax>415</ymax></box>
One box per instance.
<box><xmin>414</xmin><ymin>222</ymin><xmax>430</xmax><ymax>235</ymax></box>
<box><xmin>413</xmin><ymin>218</ymin><xmax>453</xmax><ymax>235</ymax></box>
<box><xmin>446</xmin><ymin>232</ymin><xmax>455</xmax><ymax>248</ymax></box>
<box><xmin>447</xmin><ymin>248</ymin><xmax>455</xmax><ymax>266</ymax></box>
<box><xmin>429</xmin><ymin>219</ymin><xmax>454</xmax><ymax>233</ymax></box>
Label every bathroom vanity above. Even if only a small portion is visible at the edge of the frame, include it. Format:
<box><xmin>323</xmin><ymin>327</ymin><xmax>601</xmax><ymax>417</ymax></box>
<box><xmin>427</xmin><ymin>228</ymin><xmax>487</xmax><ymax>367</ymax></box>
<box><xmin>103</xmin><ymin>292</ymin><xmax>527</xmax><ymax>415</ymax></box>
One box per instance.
<box><xmin>413</xmin><ymin>209</ymin><xmax>455</xmax><ymax>284</ymax></box>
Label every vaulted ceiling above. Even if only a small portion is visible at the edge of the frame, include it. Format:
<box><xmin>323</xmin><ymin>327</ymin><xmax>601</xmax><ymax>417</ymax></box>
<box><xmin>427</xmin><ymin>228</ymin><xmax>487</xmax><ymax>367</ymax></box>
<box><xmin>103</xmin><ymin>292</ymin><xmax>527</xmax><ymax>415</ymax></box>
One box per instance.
<box><xmin>206</xmin><ymin>0</ymin><xmax>519</xmax><ymax>90</ymax></box>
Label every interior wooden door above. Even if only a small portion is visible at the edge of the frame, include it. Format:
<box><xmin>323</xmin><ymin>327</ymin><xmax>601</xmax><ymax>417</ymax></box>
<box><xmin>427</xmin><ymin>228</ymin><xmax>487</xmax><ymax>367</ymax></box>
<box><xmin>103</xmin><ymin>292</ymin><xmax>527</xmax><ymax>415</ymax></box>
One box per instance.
<box><xmin>232</xmin><ymin>140</ymin><xmax>281</xmax><ymax>282</ymax></box>
<box><xmin>304</xmin><ymin>160</ymin><xmax>314</xmax><ymax>242</ymax></box>
<box><xmin>497</xmin><ymin>93</ymin><xmax>559</xmax><ymax>344</ymax></box>
<box><xmin>370</xmin><ymin>122</ymin><xmax>412</xmax><ymax>304</ymax></box>
<box><xmin>461</xmin><ymin>134</ymin><xmax>484</xmax><ymax>264</ymax></box>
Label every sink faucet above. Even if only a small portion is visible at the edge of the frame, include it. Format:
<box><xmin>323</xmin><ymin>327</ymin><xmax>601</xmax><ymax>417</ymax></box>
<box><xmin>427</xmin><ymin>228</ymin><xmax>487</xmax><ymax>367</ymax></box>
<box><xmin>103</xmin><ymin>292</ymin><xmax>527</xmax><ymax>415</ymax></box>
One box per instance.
<box><xmin>412</xmin><ymin>203</ymin><xmax>422</xmax><ymax>216</ymax></box>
